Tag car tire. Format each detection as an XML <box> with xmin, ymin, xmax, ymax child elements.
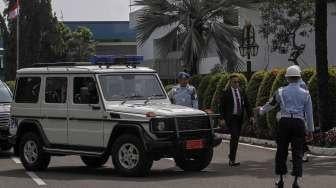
<box><xmin>174</xmin><ymin>148</ymin><xmax>213</xmax><ymax>171</ymax></box>
<box><xmin>19</xmin><ymin>132</ymin><xmax>51</xmax><ymax>171</ymax></box>
<box><xmin>112</xmin><ymin>134</ymin><xmax>153</xmax><ymax>177</ymax></box>
<box><xmin>81</xmin><ymin>155</ymin><xmax>109</xmax><ymax>168</ymax></box>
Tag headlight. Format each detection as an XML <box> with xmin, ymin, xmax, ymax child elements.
<box><xmin>150</xmin><ymin>118</ymin><xmax>175</xmax><ymax>133</ymax></box>
<box><xmin>9</xmin><ymin>118</ymin><xmax>18</xmax><ymax>135</ymax></box>
<box><xmin>157</xmin><ymin>121</ymin><xmax>166</xmax><ymax>131</ymax></box>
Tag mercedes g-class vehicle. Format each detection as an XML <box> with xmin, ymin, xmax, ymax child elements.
<box><xmin>11</xmin><ymin>56</ymin><xmax>221</xmax><ymax>176</ymax></box>
<box><xmin>0</xmin><ymin>80</ymin><xmax>13</xmax><ymax>152</ymax></box>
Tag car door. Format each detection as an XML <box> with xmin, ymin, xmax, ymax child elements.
<box><xmin>40</xmin><ymin>76</ymin><xmax>68</xmax><ymax>144</ymax></box>
<box><xmin>68</xmin><ymin>75</ymin><xmax>104</xmax><ymax>147</ymax></box>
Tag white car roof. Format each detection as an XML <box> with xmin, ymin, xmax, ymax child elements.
<box><xmin>17</xmin><ymin>64</ymin><xmax>156</xmax><ymax>75</ymax></box>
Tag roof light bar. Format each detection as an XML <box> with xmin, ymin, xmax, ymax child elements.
<box><xmin>90</xmin><ymin>55</ymin><xmax>144</xmax><ymax>68</ymax></box>
<box><xmin>90</xmin><ymin>55</ymin><xmax>116</xmax><ymax>65</ymax></box>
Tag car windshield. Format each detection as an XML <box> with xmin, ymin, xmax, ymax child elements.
<box><xmin>99</xmin><ymin>74</ymin><xmax>166</xmax><ymax>101</ymax></box>
<box><xmin>0</xmin><ymin>81</ymin><xmax>12</xmax><ymax>103</ymax></box>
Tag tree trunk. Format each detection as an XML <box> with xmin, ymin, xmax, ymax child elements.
<box><xmin>315</xmin><ymin>0</ymin><xmax>329</xmax><ymax>131</ymax></box>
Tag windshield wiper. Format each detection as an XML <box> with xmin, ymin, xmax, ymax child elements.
<box><xmin>144</xmin><ymin>94</ymin><xmax>165</xmax><ymax>104</ymax></box>
<box><xmin>121</xmin><ymin>95</ymin><xmax>145</xmax><ymax>105</ymax></box>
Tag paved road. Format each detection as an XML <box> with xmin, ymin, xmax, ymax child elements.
<box><xmin>1</xmin><ymin>142</ymin><xmax>336</xmax><ymax>188</ymax></box>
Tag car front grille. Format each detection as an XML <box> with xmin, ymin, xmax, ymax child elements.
<box><xmin>0</xmin><ymin>113</ymin><xmax>10</xmax><ymax>128</ymax></box>
<box><xmin>176</xmin><ymin>116</ymin><xmax>210</xmax><ymax>131</ymax></box>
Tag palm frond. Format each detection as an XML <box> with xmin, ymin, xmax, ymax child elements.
<box><xmin>136</xmin><ymin>11</ymin><xmax>179</xmax><ymax>46</ymax></box>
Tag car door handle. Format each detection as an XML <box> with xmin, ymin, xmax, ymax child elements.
<box><xmin>91</xmin><ymin>105</ymin><xmax>101</xmax><ymax>110</ymax></box>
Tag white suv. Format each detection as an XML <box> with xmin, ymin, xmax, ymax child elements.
<box><xmin>11</xmin><ymin>61</ymin><xmax>221</xmax><ymax>176</ymax></box>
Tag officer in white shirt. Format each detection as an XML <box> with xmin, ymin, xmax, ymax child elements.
<box><xmin>255</xmin><ymin>66</ymin><xmax>314</xmax><ymax>188</ymax></box>
<box><xmin>168</xmin><ymin>72</ymin><xmax>198</xmax><ymax>109</ymax></box>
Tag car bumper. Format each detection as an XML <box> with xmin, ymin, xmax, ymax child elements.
<box><xmin>146</xmin><ymin>135</ymin><xmax>222</xmax><ymax>151</ymax></box>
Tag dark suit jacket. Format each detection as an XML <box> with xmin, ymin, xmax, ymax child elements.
<box><xmin>219</xmin><ymin>87</ymin><xmax>252</xmax><ymax>122</ymax></box>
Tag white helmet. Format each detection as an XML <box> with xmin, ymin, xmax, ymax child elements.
<box><xmin>285</xmin><ymin>65</ymin><xmax>301</xmax><ymax>77</ymax></box>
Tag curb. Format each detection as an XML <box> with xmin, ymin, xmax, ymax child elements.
<box><xmin>218</xmin><ymin>134</ymin><xmax>336</xmax><ymax>156</ymax></box>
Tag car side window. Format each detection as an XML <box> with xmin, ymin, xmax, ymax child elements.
<box><xmin>73</xmin><ymin>77</ymin><xmax>99</xmax><ymax>104</ymax></box>
<box><xmin>15</xmin><ymin>77</ymin><xmax>41</xmax><ymax>103</ymax></box>
<box><xmin>45</xmin><ymin>77</ymin><xmax>67</xmax><ymax>103</ymax></box>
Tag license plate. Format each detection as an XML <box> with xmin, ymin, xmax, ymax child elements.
<box><xmin>185</xmin><ymin>139</ymin><xmax>204</xmax><ymax>150</ymax></box>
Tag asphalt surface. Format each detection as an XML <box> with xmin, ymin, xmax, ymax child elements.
<box><xmin>1</xmin><ymin>141</ymin><xmax>336</xmax><ymax>188</ymax></box>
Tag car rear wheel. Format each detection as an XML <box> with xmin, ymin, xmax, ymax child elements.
<box><xmin>112</xmin><ymin>134</ymin><xmax>153</xmax><ymax>176</ymax></box>
<box><xmin>174</xmin><ymin>148</ymin><xmax>213</xmax><ymax>171</ymax></box>
<box><xmin>19</xmin><ymin>132</ymin><xmax>50</xmax><ymax>171</ymax></box>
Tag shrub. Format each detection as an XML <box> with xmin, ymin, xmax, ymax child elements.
<box><xmin>190</xmin><ymin>74</ymin><xmax>204</xmax><ymax>89</ymax></box>
<box><xmin>301</xmin><ymin>68</ymin><xmax>315</xmax><ymax>85</ymax></box>
<box><xmin>164</xmin><ymin>84</ymin><xmax>174</xmax><ymax>93</ymax></box>
<box><xmin>5</xmin><ymin>80</ymin><xmax>16</xmax><ymax>93</ymax></box>
<box><xmin>246</xmin><ymin>71</ymin><xmax>267</xmax><ymax>109</ymax></box>
<box><xmin>202</xmin><ymin>73</ymin><xmax>223</xmax><ymax>109</ymax></box>
<box><xmin>197</xmin><ymin>75</ymin><xmax>212</xmax><ymax>108</ymax></box>
<box><xmin>266</xmin><ymin>69</ymin><xmax>286</xmax><ymax>130</ymax></box>
<box><xmin>308</xmin><ymin>68</ymin><xmax>336</xmax><ymax>129</ymax></box>
<box><xmin>255</xmin><ymin>69</ymin><xmax>280</xmax><ymax>130</ymax></box>
<box><xmin>211</xmin><ymin>73</ymin><xmax>230</xmax><ymax>113</ymax></box>
<box><xmin>325</xmin><ymin>128</ymin><xmax>336</xmax><ymax>147</ymax></box>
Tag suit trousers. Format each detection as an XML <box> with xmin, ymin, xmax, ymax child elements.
<box><xmin>276</xmin><ymin>118</ymin><xmax>305</xmax><ymax>177</ymax></box>
<box><xmin>228</xmin><ymin>115</ymin><xmax>242</xmax><ymax>162</ymax></box>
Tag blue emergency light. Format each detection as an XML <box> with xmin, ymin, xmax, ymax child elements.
<box><xmin>125</xmin><ymin>55</ymin><xmax>144</xmax><ymax>64</ymax></box>
<box><xmin>90</xmin><ymin>55</ymin><xmax>144</xmax><ymax>68</ymax></box>
<box><xmin>90</xmin><ymin>55</ymin><xmax>116</xmax><ymax>64</ymax></box>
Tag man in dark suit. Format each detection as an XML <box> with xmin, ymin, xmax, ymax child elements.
<box><xmin>219</xmin><ymin>74</ymin><xmax>253</xmax><ymax>167</ymax></box>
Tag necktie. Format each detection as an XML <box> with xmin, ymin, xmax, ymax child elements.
<box><xmin>234</xmin><ymin>89</ymin><xmax>241</xmax><ymax>114</ymax></box>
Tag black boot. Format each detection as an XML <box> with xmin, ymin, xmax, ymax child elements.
<box><xmin>275</xmin><ymin>175</ymin><xmax>284</xmax><ymax>188</ymax></box>
<box><xmin>292</xmin><ymin>176</ymin><xmax>300</xmax><ymax>188</ymax></box>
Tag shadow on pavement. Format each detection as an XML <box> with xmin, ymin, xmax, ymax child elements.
<box><xmin>0</xmin><ymin>151</ymin><xmax>13</xmax><ymax>159</ymax></box>
<box><xmin>0</xmin><ymin>157</ymin><xmax>334</xmax><ymax>182</ymax></box>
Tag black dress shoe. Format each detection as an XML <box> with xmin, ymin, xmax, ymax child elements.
<box><xmin>292</xmin><ymin>182</ymin><xmax>300</xmax><ymax>188</ymax></box>
<box><xmin>229</xmin><ymin>160</ymin><xmax>240</xmax><ymax>167</ymax></box>
<box><xmin>275</xmin><ymin>180</ymin><xmax>284</xmax><ymax>188</ymax></box>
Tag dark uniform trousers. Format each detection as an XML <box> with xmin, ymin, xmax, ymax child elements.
<box><xmin>276</xmin><ymin>118</ymin><xmax>305</xmax><ymax>177</ymax></box>
<box><xmin>228</xmin><ymin>115</ymin><xmax>243</xmax><ymax>162</ymax></box>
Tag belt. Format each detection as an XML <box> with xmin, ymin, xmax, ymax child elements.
<box><xmin>280</xmin><ymin>113</ymin><xmax>304</xmax><ymax>120</ymax></box>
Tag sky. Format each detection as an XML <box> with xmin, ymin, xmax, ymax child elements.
<box><xmin>0</xmin><ymin>0</ymin><xmax>134</xmax><ymax>21</ymax></box>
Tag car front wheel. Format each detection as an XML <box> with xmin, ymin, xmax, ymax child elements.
<box><xmin>112</xmin><ymin>134</ymin><xmax>153</xmax><ymax>176</ymax></box>
<box><xmin>19</xmin><ymin>132</ymin><xmax>50</xmax><ymax>171</ymax></box>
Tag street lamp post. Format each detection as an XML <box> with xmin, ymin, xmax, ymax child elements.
<box><xmin>239</xmin><ymin>21</ymin><xmax>259</xmax><ymax>79</ymax></box>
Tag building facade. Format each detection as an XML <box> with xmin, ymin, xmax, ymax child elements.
<box><xmin>130</xmin><ymin>3</ymin><xmax>336</xmax><ymax>78</ymax></box>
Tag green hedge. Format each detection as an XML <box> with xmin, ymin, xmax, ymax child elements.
<box><xmin>308</xmin><ymin>68</ymin><xmax>336</xmax><ymax>129</ymax></box>
<box><xmin>197</xmin><ymin>75</ymin><xmax>213</xmax><ymax>108</ymax></box>
<box><xmin>255</xmin><ymin>69</ymin><xmax>280</xmax><ymax>129</ymax></box>
<box><xmin>202</xmin><ymin>73</ymin><xmax>223</xmax><ymax>109</ymax></box>
<box><xmin>190</xmin><ymin>74</ymin><xmax>204</xmax><ymax>89</ymax></box>
<box><xmin>211</xmin><ymin>74</ymin><xmax>230</xmax><ymax>113</ymax></box>
<box><xmin>5</xmin><ymin>81</ymin><xmax>16</xmax><ymax>93</ymax></box>
<box><xmin>266</xmin><ymin>69</ymin><xmax>286</xmax><ymax>130</ymax></box>
<box><xmin>246</xmin><ymin>71</ymin><xmax>267</xmax><ymax>109</ymax></box>
<box><xmin>301</xmin><ymin>68</ymin><xmax>315</xmax><ymax>84</ymax></box>
<box><xmin>164</xmin><ymin>84</ymin><xmax>174</xmax><ymax>93</ymax></box>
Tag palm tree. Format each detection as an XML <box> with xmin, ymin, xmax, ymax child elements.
<box><xmin>315</xmin><ymin>0</ymin><xmax>329</xmax><ymax>131</ymax></box>
<box><xmin>134</xmin><ymin>0</ymin><xmax>257</xmax><ymax>74</ymax></box>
